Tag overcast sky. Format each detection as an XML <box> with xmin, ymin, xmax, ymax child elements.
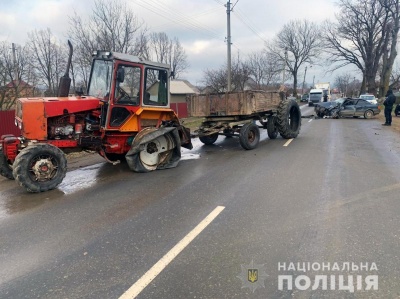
<box><xmin>0</xmin><ymin>0</ymin><xmax>359</xmax><ymax>86</ymax></box>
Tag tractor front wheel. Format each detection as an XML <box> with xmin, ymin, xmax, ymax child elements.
<box><xmin>276</xmin><ymin>98</ymin><xmax>301</xmax><ymax>139</ymax></box>
<box><xmin>13</xmin><ymin>143</ymin><xmax>67</xmax><ymax>192</ymax></box>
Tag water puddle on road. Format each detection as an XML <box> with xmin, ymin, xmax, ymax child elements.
<box><xmin>0</xmin><ymin>163</ymin><xmax>106</xmax><ymax>219</ymax></box>
<box><xmin>181</xmin><ymin>152</ymin><xmax>200</xmax><ymax>160</ymax></box>
<box><xmin>58</xmin><ymin>163</ymin><xmax>104</xmax><ymax>194</ymax></box>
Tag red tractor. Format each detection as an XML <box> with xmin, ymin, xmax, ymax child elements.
<box><xmin>0</xmin><ymin>42</ymin><xmax>192</xmax><ymax>192</ymax></box>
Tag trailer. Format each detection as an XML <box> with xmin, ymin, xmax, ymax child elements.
<box><xmin>187</xmin><ymin>90</ymin><xmax>301</xmax><ymax>150</ymax></box>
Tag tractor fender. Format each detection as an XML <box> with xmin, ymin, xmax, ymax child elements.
<box><xmin>126</xmin><ymin>127</ymin><xmax>182</xmax><ymax>171</ymax></box>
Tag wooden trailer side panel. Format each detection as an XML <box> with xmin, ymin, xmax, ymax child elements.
<box><xmin>187</xmin><ymin>90</ymin><xmax>281</xmax><ymax>117</ymax></box>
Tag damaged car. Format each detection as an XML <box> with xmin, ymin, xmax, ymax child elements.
<box><xmin>314</xmin><ymin>98</ymin><xmax>381</xmax><ymax>119</ymax></box>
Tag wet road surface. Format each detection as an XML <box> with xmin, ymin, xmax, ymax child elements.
<box><xmin>1</xmin><ymin>106</ymin><xmax>400</xmax><ymax>298</ymax></box>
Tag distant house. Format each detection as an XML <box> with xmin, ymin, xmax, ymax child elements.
<box><xmin>170</xmin><ymin>80</ymin><xmax>199</xmax><ymax>103</ymax></box>
<box><xmin>1</xmin><ymin>80</ymin><xmax>36</xmax><ymax>110</ymax></box>
<box><xmin>169</xmin><ymin>80</ymin><xmax>199</xmax><ymax>118</ymax></box>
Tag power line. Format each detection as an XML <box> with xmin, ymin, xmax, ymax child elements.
<box><xmin>131</xmin><ymin>0</ymin><xmax>244</xmax><ymax>59</ymax></box>
<box><xmin>233</xmin><ymin>8</ymin><xmax>268</xmax><ymax>44</ymax></box>
<box><xmin>213</xmin><ymin>0</ymin><xmax>224</xmax><ymax>5</ymax></box>
<box><xmin>133</xmin><ymin>0</ymin><xmax>223</xmax><ymax>40</ymax></box>
<box><xmin>149</xmin><ymin>7</ymin><xmax>220</xmax><ymax>31</ymax></box>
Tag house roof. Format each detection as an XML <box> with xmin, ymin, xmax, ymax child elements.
<box><xmin>170</xmin><ymin>80</ymin><xmax>199</xmax><ymax>95</ymax></box>
<box><xmin>5</xmin><ymin>80</ymin><xmax>33</xmax><ymax>88</ymax></box>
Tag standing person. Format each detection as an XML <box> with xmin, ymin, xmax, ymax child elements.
<box><xmin>382</xmin><ymin>89</ymin><xmax>396</xmax><ymax>126</ymax></box>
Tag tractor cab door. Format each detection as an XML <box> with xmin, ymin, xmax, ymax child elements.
<box><xmin>142</xmin><ymin>67</ymin><xmax>169</xmax><ymax>107</ymax></box>
<box><xmin>107</xmin><ymin>64</ymin><xmax>142</xmax><ymax>128</ymax></box>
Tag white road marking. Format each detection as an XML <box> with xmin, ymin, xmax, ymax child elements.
<box><xmin>283</xmin><ymin>139</ymin><xmax>293</xmax><ymax>147</ymax></box>
<box><xmin>119</xmin><ymin>206</ymin><xmax>226</xmax><ymax>299</ymax></box>
<box><xmin>308</xmin><ymin>119</ymin><xmax>313</xmax><ymax>123</ymax></box>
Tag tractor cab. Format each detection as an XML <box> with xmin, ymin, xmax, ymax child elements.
<box><xmin>88</xmin><ymin>51</ymin><xmax>172</xmax><ymax>130</ymax></box>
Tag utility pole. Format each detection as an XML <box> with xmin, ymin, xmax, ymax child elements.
<box><xmin>226</xmin><ymin>0</ymin><xmax>232</xmax><ymax>92</ymax></box>
<box><xmin>301</xmin><ymin>66</ymin><xmax>308</xmax><ymax>95</ymax></box>
<box><xmin>281</xmin><ymin>48</ymin><xmax>288</xmax><ymax>87</ymax></box>
<box><xmin>11</xmin><ymin>43</ymin><xmax>18</xmax><ymax>83</ymax></box>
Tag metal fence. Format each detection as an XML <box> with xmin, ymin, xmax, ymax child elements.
<box><xmin>170</xmin><ymin>103</ymin><xmax>188</xmax><ymax>118</ymax></box>
<box><xmin>0</xmin><ymin>110</ymin><xmax>21</xmax><ymax>136</ymax></box>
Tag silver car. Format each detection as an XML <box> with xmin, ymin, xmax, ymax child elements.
<box><xmin>359</xmin><ymin>94</ymin><xmax>378</xmax><ymax>105</ymax></box>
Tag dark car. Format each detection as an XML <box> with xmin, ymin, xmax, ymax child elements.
<box><xmin>395</xmin><ymin>104</ymin><xmax>400</xmax><ymax>117</ymax></box>
<box><xmin>314</xmin><ymin>98</ymin><xmax>380</xmax><ymax>119</ymax></box>
<box><xmin>301</xmin><ymin>94</ymin><xmax>309</xmax><ymax>102</ymax></box>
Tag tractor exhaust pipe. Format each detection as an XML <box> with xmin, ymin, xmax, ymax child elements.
<box><xmin>58</xmin><ymin>40</ymin><xmax>73</xmax><ymax>97</ymax></box>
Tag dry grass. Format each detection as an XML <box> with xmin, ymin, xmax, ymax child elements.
<box><xmin>377</xmin><ymin>108</ymin><xmax>400</xmax><ymax>133</ymax></box>
<box><xmin>180</xmin><ymin>117</ymin><xmax>204</xmax><ymax>131</ymax></box>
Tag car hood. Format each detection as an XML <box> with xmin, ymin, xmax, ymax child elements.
<box><xmin>315</xmin><ymin>102</ymin><xmax>338</xmax><ymax>108</ymax></box>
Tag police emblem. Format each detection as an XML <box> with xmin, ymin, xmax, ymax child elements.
<box><xmin>248</xmin><ymin>269</ymin><xmax>258</xmax><ymax>283</ymax></box>
<box><xmin>237</xmin><ymin>260</ymin><xmax>267</xmax><ymax>293</ymax></box>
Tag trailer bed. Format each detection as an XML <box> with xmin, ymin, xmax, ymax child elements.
<box><xmin>187</xmin><ymin>90</ymin><xmax>282</xmax><ymax>117</ymax></box>
<box><xmin>186</xmin><ymin>91</ymin><xmax>301</xmax><ymax>150</ymax></box>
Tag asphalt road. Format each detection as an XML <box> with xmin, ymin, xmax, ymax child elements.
<box><xmin>1</xmin><ymin>105</ymin><xmax>400</xmax><ymax>298</ymax></box>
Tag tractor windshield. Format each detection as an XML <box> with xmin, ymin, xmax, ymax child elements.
<box><xmin>88</xmin><ymin>59</ymin><xmax>113</xmax><ymax>99</ymax></box>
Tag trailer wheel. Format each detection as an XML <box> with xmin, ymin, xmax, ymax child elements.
<box><xmin>266</xmin><ymin>116</ymin><xmax>278</xmax><ymax>139</ymax></box>
<box><xmin>0</xmin><ymin>148</ymin><xmax>14</xmax><ymax>180</ymax></box>
<box><xmin>199</xmin><ymin>134</ymin><xmax>218</xmax><ymax>145</ymax></box>
<box><xmin>12</xmin><ymin>143</ymin><xmax>67</xmax><ymax>192</ymax></box>
<box><xmin>276</xmin><ymin>99</ymin><xmax>301</xmax><ymax>139</ymax></box>
<box><xmin>239</xmin><ymin>123</ymin><xmax>260</xmax><ymax>150</ymax></box>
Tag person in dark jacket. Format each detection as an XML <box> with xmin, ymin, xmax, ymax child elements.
<box><xmin>383</xmin><ymin>89</ymin><xmax>396</xmax><ymax>126</ymax></box>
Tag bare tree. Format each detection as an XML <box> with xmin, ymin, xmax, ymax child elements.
<box><xmin>324</xmin><ymin>0</ymin><xmax>391</xmax><ymax>95</ymax></box>
<box><xmin>378</xmin><ymin>0</ymin><xmax>399</xmax><ymax>97</ymax></box>
<box><xmin>150</xmin><ymin>32</ymin><xmax>170</xmax><ymax>64</ymax></box>
<box><xmin>28</xmin><ymin>29</ymin><xmax>66</xmax><ymax>96</ymax></box>
<box><xmin>334</xmin><ymin>73</ymin><xmax>352</xmax><ymax>96</ymax></box>
<box><xmin>202</xmin><ymin>67</ymin><xmax>226</xmax><ymax>94</ymax></box>
<box><xmin>246</xmin><ymin>51</ymin><xmax>281</xmax><ymax>90</ymax></box>
<box><xmin>202</xmin><ymin>55</ymin><xmax>250</xmax><ymax>93</ymax></box>
<box><xmin>170</xmin><ymin>38</ymin><xmax>189</xmax><ymax>78</ymax></box>
<box><xmin>68</xmin><ymin>0</ymin><xmax>148</xmax><ymax>90</ymax></box>
<box><xmin>0</xmin><ymin>41</ymin><xmax>38</xmax><ymax>110</ymax></box>
<box><xmin>267</xmin><ymin>20</ymin><xmax>322</xmax><ymax>96</ymax></box>
<box><xmin>149</xmin><ymin>33</ymin><xmax>189</xmax><ymax>78</ymax></box>
<box><xmin>389</xmin><ymin>62</ymin><xmax>400</xmax><ymax>89</ymax></box>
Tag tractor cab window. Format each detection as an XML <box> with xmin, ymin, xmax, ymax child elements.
<box><xmin>88</xmin><ymin>59</ymin><xmax>113</xmax><ymax>98</ymax></box>
<box><xmin>114</xmin><ymin>65</ymin><xmax>140</xmax><ymax>106</ymax></box>
<box><xmin>144</xmin><ymin>68</ymin><xmax>168</xmax><ymax>106</ymax></box>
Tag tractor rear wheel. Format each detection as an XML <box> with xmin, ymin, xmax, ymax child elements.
<box><xmin>139</xmin><ymin>133</ymin><xmax>175</xmax><ymax>171</ymax></box>
<box><xmin>276</xmin><ymin>98</ymin><xmax>301</xmax><ymax>139</ymax></box>
<box><xmin>126</xmin><ymin>127</ymin><xmax>180</xmax><ymax>173</ymax></box>
<box><xmin>239</xmin><ymin>123</ymin><xmax>260</xmax><ymax>150</ymax></box>
<box><xmin>0</xmin><ymin>148</ymin><xmax>14</xmax><ymax>180</ymax></box>
<box><xmin>13</xmin><ymin>143</ymin><xmax>67</xmax><ymax>192</ymax></box>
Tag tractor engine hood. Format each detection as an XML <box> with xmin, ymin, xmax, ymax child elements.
<box><xmin>15</xmin><ymin>96</ymin><xmax>101</xmax><ymax>140</ymax></box>
<box><xmin>16</xmin><ymin>96</ymin><xmax>101</xmax><ymax>118</ymax></box>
